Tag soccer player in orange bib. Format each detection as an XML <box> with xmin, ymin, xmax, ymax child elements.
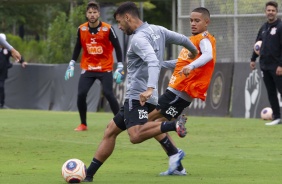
<box><xmin>65</xmin><ymin>1</ymin><xmax>123</xmax><ymax>131</ymax></box>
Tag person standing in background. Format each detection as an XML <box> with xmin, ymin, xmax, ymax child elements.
<box><xmin>250</xmin><ymin>1</ymin><xmax>282</xmax><ymax>126</ymax></box>
<box><xmin>0</xmin><ymin>33</ymin><xmax>27</xmax><ymax>108</ymax></box>
<box><xmin>64</xmin><ymin>1</ymin><xmax>124</xmax><ymax>131</ymax></box>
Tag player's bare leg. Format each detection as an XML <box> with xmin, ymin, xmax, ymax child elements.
<box><xmin>127</xmin><ymin>115</ymin><xmax>187</xmax><ymax>144</ymax></box>
<box><xmin>84</xmin><ymin>120</ymin><xmax>123</xmax><ymax>182</ymax></box>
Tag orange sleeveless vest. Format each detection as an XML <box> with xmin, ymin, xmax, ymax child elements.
<box><xmin>79</xmin><ymin>22</ymin><xmax>114</xmax><ymax>72</ymax></box>
<box><xmin>168</xmin><ymin>31</ymin><xmax>216</xmax><ymax>101</ymax></box>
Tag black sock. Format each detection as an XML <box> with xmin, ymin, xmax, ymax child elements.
<box><xmin>160</xmin><ymin>121</ymin><xmax>176</xmax><ymax>133</ymax></box>
<box><xmin>86</xmin><ymin>158</ymin><xmax>103</xmax><ymax>178</ymax></box>
<box><xmin>159</xmin><ymin>136</ymin><xmax>178</xmax><ymax>156</ymax></box>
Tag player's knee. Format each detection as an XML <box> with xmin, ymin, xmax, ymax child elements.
<box><xmin>127</xmin><ymin>127</ymin><xmax>145</xmax><ymax>144</ymax></box>
<box><xmin>129</xmin><ymin>131</ymin><xmax>143</xmax><ymax>144</ymax></box>
<box><xmin>129</xmin><ymin>136</ymin><xmax>141</xmax><ymax>144</ymax></box>
<box><xmin>104</xmin><ymin>93</ymin><xmax>115</xmax><ymax>101</ymax></box>
<box><xmin>103</xmin><ymin>120</ymin><xmax>121</xmax><ymax>139</ymax></box>
<box><xmin>77</xmin><ymin>93</ymin><xmax>87</xmax><ymax>101</ymax></box>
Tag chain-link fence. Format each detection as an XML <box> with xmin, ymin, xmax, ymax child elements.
<box><xmin>177</xmin><ymin>0</ymin><xmax>281</xmax><ymax>63</ymax></box>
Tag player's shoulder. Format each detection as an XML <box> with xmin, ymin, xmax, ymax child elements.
<box><xmin>100</xmin><ymin>21</ymin><xmax>112</xmax><ymax>28</ymax></box>
<box><xmin>79</xmin><ymin>22</ymin><xmax>88</xmax><ymax>31</ymax></box>
<box><xmin>277</xmin><ymin>19</ymin><xmax>282</xmax><ymax>29</ymax></box>
<box><xmin>148</xmin><ymin>24</ymin><xmax>167</xmax><ymax>33</ymax></box>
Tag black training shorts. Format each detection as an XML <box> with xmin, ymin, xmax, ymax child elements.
<box><xmin>156</xmin><ymin>90</ymin><xmax>191</xmax><ymax>121</ymax></box>
<box><xmin>113</xmin><ymin>99</ymin><xmax>156</xmax><ymax>130</ymax></box>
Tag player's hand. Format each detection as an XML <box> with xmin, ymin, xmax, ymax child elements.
<box><xmin>21</xmin><ymin>61</ymin><xmax>28</xmax><ymax>68</ymax></box>
<box><xmin>276</xmin><ymin>66</ymin><xmax>282</xmax><ymax>76</ymax></box>
<box><xmin>178</xmin><ymin>65</ymin><xmax>192</xmax><ymax>77</ymax></box>
<box><xmin>250</xmin><ymin>61</ymin><xmax>256</xmax><ymax>70</ymax></box>
<box><xmin>10</xmin><ymin>48</ymin><xmax>21</xmax><ymax>62</ymax></box>
<box><xmin>139</xmin><ymin>87</ymin><xmax>154</xmax><ymax>106</ymax></box>
<box><xmin>65</xmin><ymin>60</ymin><xmax>75</xmax><ymax>80</ymax></box>
<box><xmin>188</xmin><ymin>49</ymin><xmax>199</xmax><ymax>59</ymax></box>
<box><xmin>113</xmin><ymin>62</ymin><xmax>124</xmax><ymax>84</ymax></box>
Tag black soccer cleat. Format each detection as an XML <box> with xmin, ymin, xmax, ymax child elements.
<box><xmin>83</xmin><ymin>176</ymin><xmax>93</xmax><ymax>182</ymax></box>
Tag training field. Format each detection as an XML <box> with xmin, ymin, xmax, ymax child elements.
<box><xmin>1</xmin><ymin>110</ymin><xmax>282</xmax><ymax>184</ymax></box>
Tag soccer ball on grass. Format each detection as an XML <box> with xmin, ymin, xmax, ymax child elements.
<box><xmin>61</xmin><ymin>158</ymin><xmax>86</xmax><ymax>183</ymax></box>
<box><xmin>260</xmin><ymin>107</ymin><xmax>273</xmax><ymax>120</ymax></box>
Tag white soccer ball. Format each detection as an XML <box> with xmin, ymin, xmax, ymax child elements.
<box><xmin>260</xmin><ymin>107</ymin><xmax>273</xmax><ymax>120</ymax></box>
<box><xmin>61</xmin><ymin>158</ymin><xmax>86</xmax><ymax>183</ymax></box>
<box><xmin>253</xmin><ymin>40</ymin><xmax>262</xmax><ymax>55</ymax></box>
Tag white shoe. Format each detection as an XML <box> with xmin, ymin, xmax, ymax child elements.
<box><xmin>265</xmin><ymin>119</ymin><xmax>281</xmax><ymax>126</ymax></box>
<box><xmin>160</xmin><ymin>168</ymin><xmax>187</xmax><ymax>176</ymax></box>
<box><xmin>167</xmin><ymin>149</ymin><xmax>185</xmax><ymax>174</ymax></box>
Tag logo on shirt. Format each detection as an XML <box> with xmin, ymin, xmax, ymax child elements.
<box><xmin>86</xmin><ymin>44</ymin><xmax>103</xmax><ymax>54</ymax></box>
<box><xmin>169</xmin><ymin>75</ymin><xmax>176</xmax><ymax>85</ymax></box>
<box><xmin>3</xmin><ymin>48</ymin><xmax>8</xmax><ymax>55</ymax></box>
<box><xmin>270</xmin><ymin>27</ymin><xmax>277</xmax><ymax>35</ymax></box>
<box><xmin>150</xmin><ymin>33</ymin><xmax>160</xmax><ymax>41</ymax></box>
<box><xmin>102</xmin><ymin>26</ymin><xmax>108</xmax><ymax>31</ymax></box>
<box><xmin>98</xmin><ymin>26</ymin><xmax>108</xmax><ymax>32</ymax></box>
<box><xmin>88</xmin><ymin>65</ymin><xmax>102</xmax><ymax>70</ymax></box>
<box><xmin>138</xmin><ymin>109</ymin><xmax>148</xmax><ymax>119</ymax></box>
<box><xmin>81</xmin><ymin>26</ymin><xmax>88</xmax><ymax>31</ymax></box>
<box><xmin>178</xmin><ymin>48</ymin><xmax>191</xmax><ymax>60</ymax></box>
<box><xmin>91</xmin><ymin>38</ymin><xmax>97</xmax><ymax>44</ymax></box>
<box><xmin>165</xmin><ymin>106</ymin><xmax>178</xmax><ymax>117</ymax></box>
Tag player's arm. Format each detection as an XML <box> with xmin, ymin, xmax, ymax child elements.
<box><xmin>65</xmin><ymin>28</ymin><xmax>81</xmax><ymax>80</ymax></box>
<box><xmin>109</xmin><ymin>27</ymin><xmax>123</xmax><ymax>64</ymax></box>
<box><xmin>110</xmin><ymin>27</ymin><xmax>125</xmax><ymax>84</ymax></box>
<box><xmin>132</xmin><ymin>37</ymin><xmax>160</xmax><ymax>105</ymax></box>
<box><xmin>0</xmin><ymin>36</ymin><xmax>21</xmax><ymax>62</ymax></box>
<box><xmin>278</xmin><ymin>25</ymin><xmax>282</xmax><ymax>67</ymax></box>
<box><xmin>132</xmin><ymin>37</ymin><xmax>160</xmax><ymax>90</ymax></box>
<box><xmin>161</xmin><ymin>59</ymin><xmax>177</xmax><ymax>69</ymax></box>
<box><xmin>179</xmin><ymin>38</ymin><xmax>212</xmax><ymax>77</ymax></box>
<box><xmin>251</xmin><ymin>25</ymin><xmax>264</xmax><ymax>62</ymax></box>
<box><xmin>71</xmin><ymin>29</ymin><xmax>82</xmax><ymax>62</ymax></box>
<box><xmin>187</xmin><ymin>38</ymin><xmax>212</xmax><ymax>69</ymax></box>
<box><xmin>250</xmin><ymin>25</ymin><xmax>264</xmax><ymax>69</ymax></box>
<box><xmin>162</xmin><ymin>27</ymin><xmax>198</xmax><ymax>58</ymax></box>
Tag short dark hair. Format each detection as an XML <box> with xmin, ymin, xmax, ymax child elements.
<box><xmin>192</xmin><ymin>7</ymin><xmax>210</xmax><ymax>18</ymax></box>
<box><xmin>87</xmin><ymin>1</ymin><xmax>100</xmax><ymax>11</ymax></box>
<box><xmin>113</xmin><ymin>1</ymin><xmax>140</xmax><ymax>19</ymax></box>
<box><xmin>265</xmin><ymin>1</ymin><xmax>278</xmax><ymax>10</ymax></box>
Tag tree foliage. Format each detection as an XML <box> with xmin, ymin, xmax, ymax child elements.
<box><xmin>0</xmin><ymin>0</ymin><xmax>173</xmax><ymax>63</ymax></box>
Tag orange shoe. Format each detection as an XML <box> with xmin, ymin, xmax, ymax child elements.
<box><xmin>74</xmin><ymin>124</ymin><xmax>88</xmax><ymax>131</ymax></box>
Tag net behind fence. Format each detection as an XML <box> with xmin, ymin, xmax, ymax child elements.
<box><xmin>177</xmin><ymin>0</ymin><xmax>280</xmax><ymax>63</ymax></box>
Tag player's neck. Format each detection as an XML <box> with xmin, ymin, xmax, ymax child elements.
<box><xmin>268</xmin><ymin>17</ymin><xmax>277</xmax><ymax>24</ymax></box>
<box><xmin>133</xmin><ymin>19</ymin><xmax>144</xmax><ymax>31</ymax></box>
<box><xmin>89</xmin><ymin>20</ymin><xmax>100</xmax><ymax>28</ymax></box>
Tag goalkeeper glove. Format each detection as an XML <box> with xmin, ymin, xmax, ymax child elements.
<box><xmin>65</xmin><ymin>60</ymin><xmax>75</xmax><ymax>80</ymax></box>
<box><xmin>113</xmin><ymin>62</ymin><xmax>125</xmax><ymax>84</ymax></box>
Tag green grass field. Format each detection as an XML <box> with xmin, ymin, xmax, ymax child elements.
<box><xmin>0</xmin><ymin>109</ymin><xmax>282</xmax><ymax>184</ymax></box>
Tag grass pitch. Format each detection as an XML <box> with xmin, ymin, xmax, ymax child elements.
<box><xmin>0</xmin><ymin>109</ymin><xmax>282</xmax><ymax>184</ymax></box>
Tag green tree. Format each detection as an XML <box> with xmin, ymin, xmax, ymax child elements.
<box><xmin>42</xmin><ymin>12</ymin><xmax>75</xmax><ymax>64</ymax></box>
<box><xmin>143</xmin><ymin>0</ymin><xmax>172</xmax><ymax>29</ymax></box>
